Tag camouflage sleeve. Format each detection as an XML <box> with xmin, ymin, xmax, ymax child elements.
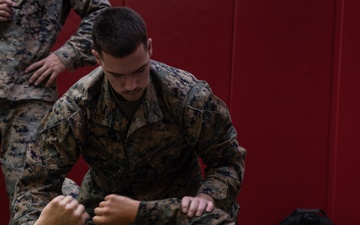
<box><xmin>54</xmin><ymin>0</ymin><xmax>111</xmax><ymax>70</ymax></box>
<box><xmin>133</xmin><ymin>198</ymin><xmax>236</xmax><ymax>225</ymax></box>
<box><xmin>182</xmin><ymin>81</ymin><xmax>246</xmax><ymax>212</ymax></box>
<box><xmin>11</xmin><ymin>97</ymin><xmax>83</xmax><ymax>224</ymax></box>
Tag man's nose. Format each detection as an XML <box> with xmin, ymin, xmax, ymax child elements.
<box><xmin>124</xmin><ymin>75</ymin><xmax>137</xmax><ymax>91</ymax></box>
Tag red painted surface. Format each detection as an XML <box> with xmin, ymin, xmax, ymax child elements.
<box><xmin>330</xmin><ymin>0</ymin><xmax>360</xmax><ymax>223</ymax></box>
<box><xmin>233</xmin><ymin>0</ymin><xmax>336</xmax><ymax>224</ymax></box>
<box><xmin>1</xmin><ymin>0</ymin><xmax>359</xmax><ymax>224</ymax></box>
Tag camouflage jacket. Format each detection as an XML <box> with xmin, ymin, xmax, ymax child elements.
<box><xmin>12</xmin><ymin>61</ymin><xmax>246</xmax><ymax>225</ymax></box>
<box><xmin>0</xmin><ymin>0</ymin><xmax>110</xmax><ymax>101</ymax></box>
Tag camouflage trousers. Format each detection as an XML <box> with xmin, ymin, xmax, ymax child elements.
<box><xmin>0</xmin><ymin>99</ymin><xmax>80</xmax><ymax>216</ymax></box>
<box><xmin>0</xmin><ymin>99</ymin><xmax>53</xmax><ymax>204</ymax></box>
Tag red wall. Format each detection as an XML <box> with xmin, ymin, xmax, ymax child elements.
<box><xmin>233</xmin><ymin>0</ymin><xmax>335</xmax><ymax>223</ymax></box>
<box><xmin>1</xmin><ymin>0</ymin><xmax>359</xmax><ymax>224</ymax></box>
<box><xmin>330</xmin><ymin>0</ymin><xmax>360</xmax><ymax>223</ymax></box>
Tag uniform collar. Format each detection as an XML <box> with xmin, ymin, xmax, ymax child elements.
<box><xmin>93</xmin><ymin>68</ymin><xmax>164</xmax><ymax>135</ymax></box>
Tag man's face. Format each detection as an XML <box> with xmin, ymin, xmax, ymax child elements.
<box><xmin>93</xmin><ymin>39</ymin><xmax>153</xmax><ymax>101</ymax></box>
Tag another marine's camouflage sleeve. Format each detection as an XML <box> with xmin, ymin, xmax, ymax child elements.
<box><xmin>11</xmin><ymin>97</ymin><xmax>84</xmax><ymax>225</ymax></box>
<box><xmin>55</xmin><ymin>0</ymin><xmax>111</xmax><ymax>70</ymax></box>
<box><xmin>183</xmin><ymin>81</ymin><xmax>246</xmax><ymax>211</ymax></box>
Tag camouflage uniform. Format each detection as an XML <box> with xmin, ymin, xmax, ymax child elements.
<box><xmin>0</xmin><ymin>0</ymin><xmax>110</xmax><ymax>212</ymax></box>
<box><xmin>12</xmin><ymin>61</ymin><xmax>246</xmax><ymax>225</ymax></box>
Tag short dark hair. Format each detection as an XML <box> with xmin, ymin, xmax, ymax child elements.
<box><xmin>92</xmin><ymin>7</ymin><xmax>147</xmax><ymax>58</ymax></box>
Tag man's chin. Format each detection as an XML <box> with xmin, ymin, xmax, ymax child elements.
<box><xmin>123</xmin><ymin>95</ymin><xmax>142</xmax><ymax>102</ymax></box>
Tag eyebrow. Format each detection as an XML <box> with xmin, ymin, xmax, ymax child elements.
<box><xmin>107</xmin><ymin>62</ymin><xmax>148</xmax><ymax>77</ymax></box>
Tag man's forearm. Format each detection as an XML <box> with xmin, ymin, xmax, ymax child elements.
<box><xmin>134</xmin><ymin>198</ymin><xmax>236</xmax><ymax>225</ymax></box>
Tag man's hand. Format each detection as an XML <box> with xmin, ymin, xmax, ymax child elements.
<box><xmin>35</xmin><ymin>195</ymin><xmax>89</xmax><ymax>225</ymax></box>
<box><xmin>181</xmin><ymin>193</ymin><xmax>215</xmax><ymax>217</ymax></box>
<box><xmin>0</xmin><ymin>0</ymin><xmax>15</xmax><ymax>21</ymax></box>
<box><xmin>26</xmin><ymin>52</ymin><xmax>66</xmax><ymax>87</ymax></box>
<box><xmin>93</xmin><ymin>194</ymin><xmax>140</xmax><ymax>225</ymax></box>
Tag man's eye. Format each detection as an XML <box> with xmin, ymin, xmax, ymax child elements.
<box><xmin>112</xmin><ymin>73</ymin><xmax>124</xmax><ymax>78</ymax></box>
<box><xmin>136</xmin><ymin>68</ymin><xmax>145</xmax><ymax>73</ymax></box>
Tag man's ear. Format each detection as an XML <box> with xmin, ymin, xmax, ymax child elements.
<box><xmin>147</xmin><ymin>38</ymin><xmax>153</xmax><ymax>58</ymax></box>
<box><xmin>92</xmin><ymin>49</ymin><xmax>102</xmax><ymax>65</ymax></box>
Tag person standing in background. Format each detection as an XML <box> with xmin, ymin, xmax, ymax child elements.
<box><xmin>0</xmin><ymin>0</ymin><xmax>111</xmax><ymax>221</ymax></box>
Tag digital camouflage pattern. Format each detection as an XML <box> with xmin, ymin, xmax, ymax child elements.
<box><xmin>133</xmin><ymin>198</ymin><xmax>240</xmax><ymax>225</ymax></box>
<box><xmin>0</xmin><ymin>0</ymin><xmax>111</xmax><ymax>101</ymax></box>
<box><xmin>12</xmin><ymin>61</ymin><xmax>246</xmax><ymax>225</ymax></box>
<box><xmin>0</xmin><ymin>0</ymin><xmax>110</xmax><ymax>220</ymax></box>
<box><xmin>0</xmin><ymin>99</ymin><xmax>79</xmax><ymax>223</ymax></box>
<box><xmin>0</xmin><ymin>99</ymin><xmax>53</xmax><ymax>204</ymax></box>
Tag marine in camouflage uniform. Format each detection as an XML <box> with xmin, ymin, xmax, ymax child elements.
<box><xmin>12</xmin><ymin>7</ymin><xmax>246</xmax><ymax>225</ymax></box>
<box><xmin>12</xmin><ymin>60</ymin><xmax>246</xmax><ymax>225</ymax></box>
<box><xmin>0</xmin><ymin>0</ymin><xmax>110</xmax><ymax>211</ymax></box>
